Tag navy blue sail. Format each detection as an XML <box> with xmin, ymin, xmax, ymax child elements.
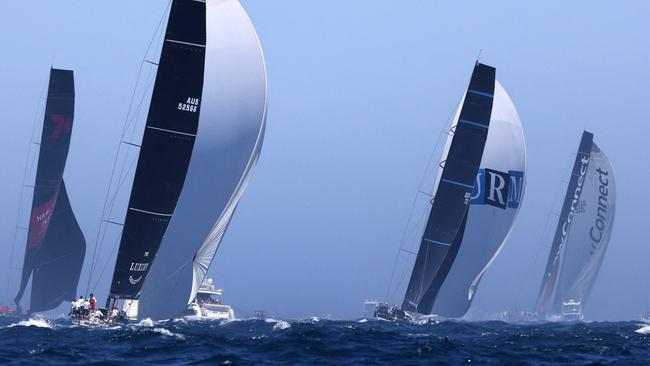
<box><xmin>15</xmin><ymin>68</ymin><xmax>86</xmax><ymax>313</ymax></box>
<box><xmin>108</xmin><ymin>0</ymin><xmax>206</xmax><ymax>300</ymax></box>
<box><xmin>402</xmin><ymin>63</ymin><xmax>495</xmax><ymax>315</ymax></box>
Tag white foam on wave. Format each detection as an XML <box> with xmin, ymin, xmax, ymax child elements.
<box><xmin>273</xmin><ymin>321</ymin><xmax>290</xmax><ymax>331</ymax></box>
<box><xmin>357</xmin><ymin>318</ymin><xmax>369</xmax><ymax>323</ymax></box>
<box><xmin>152</xmin><ymin>327</ymin><xmax>185</xmax><ymax>340</ymax></box>
<box><xmin>172</xmin><ymin>317</ymin><xmax>188</xmax><ymax>325</ymax></box>
<box><xmin>136</xmin><ymin>318</ymin><xmax>155</xmax><ymax>327</ymax></box>
<box><xmin>265</xmin><ymin>318</ymin><xmax>291</xmax><ymax>331</ymax></box>
<box><xmin>99</xmin><ymin>325</ymin><xmax>123</xmax><ymax>330</ymax></box>
<box><xmin>298</xmin><ymin>316</ymin><xmax>320</xmax><ymax>324</ymax></box>
<box><xmin>635</xmin><ymin>325</ymin><xmax>650</xmax><ymax>334</ymax></box>
<box><xmin>8</xmin><ymin>318</ymin><xmax>52</xmax><ymax>329</ymax></box>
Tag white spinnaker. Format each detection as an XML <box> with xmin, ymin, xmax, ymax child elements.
<box><xmin>431</xmin><ymin>80</ymin><xmax>527</xmax><ymax>317</ymax></box>
<box><xmin>137</xmin><ymin>0</ymin><xmax>267</xmax><ymax>320</ymax></box>
<box><xmin>552</xmin><ymin>142</ymin><xmax>615</xmax><ymax>312</ymax></box>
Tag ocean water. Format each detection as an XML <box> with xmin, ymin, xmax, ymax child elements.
<box><xmin>1</xmin><ymin>316</ymin><xmax>650</xmax><ymax>365</ymax></box>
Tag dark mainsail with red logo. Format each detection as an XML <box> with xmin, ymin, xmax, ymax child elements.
<box><xmin>402</xmin><ymin>63</ymin><xmax>495</xmax><ymax>315</ymax></box>
<box><xmin>15</xmin><ymin>68</ymin><xmax>86</xmax><ymax>313</ymax></box>
<box><xmin>108</xmin><ymin>0</ymin><xmax>206</xmax><ymax>300</ymax></box>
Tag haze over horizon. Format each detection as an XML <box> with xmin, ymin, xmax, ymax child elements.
<box><xmin>0</xmin><ymin>1</ymin><xmax>648</xmax><ymax>320</ymax></box>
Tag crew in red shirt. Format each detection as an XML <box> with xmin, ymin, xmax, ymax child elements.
<box><xmin>89</xmin><ymin>293</ymin><xmax>96</xmax><ymax>311</ymax></box>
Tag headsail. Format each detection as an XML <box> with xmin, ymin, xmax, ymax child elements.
<box><xmin>536</xmin><ymin>131</ymin><xmax>615</xmax><ymax>315</ymax></box>
<box><xmin>15</xmin><ymin>69</ymin><xmax>86</xmax><ymax>313</ymax></box>
<box><xmin>431</xmin><ymin>80</ymin><xmax>526</xmax><ymax>317</ymax></box>
<box><xmin>402</xmin><ymin>63</ymin><xmax>495</xmax><ymax>315</ymax></box>
<box><xmin>136</xmin><ymin>0</ymin><xmax>267</xmax><ymax>320</ymax></box>
<box><xmin>107</xmin><ymin>0</ymin><xmax>207</xmax><ymax>300</ymax></box>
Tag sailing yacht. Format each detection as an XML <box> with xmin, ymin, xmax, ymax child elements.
<box><xmin>376</xmin><ymin>61</ymin><xmax>526</xmax><ymax>322</ymax></box>
<box><xmin>81</xmin><ymin>0</ymin><xmax>266</xmax><ymax>324</ymax></box>
<box><xmin>535</xmin><ymin>131</ymin><xmax>616</xmax><ymax>321</ymax></box>
<box><xmin>11</xmin><ymin>68</ymin><xmax>86</xmax><ymax>317</ymax></box>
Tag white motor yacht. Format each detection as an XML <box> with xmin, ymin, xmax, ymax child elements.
<box><xmin>183</xmin><ymin>279</ymin><xmax>235</xmax><ymax>321</ymax></box>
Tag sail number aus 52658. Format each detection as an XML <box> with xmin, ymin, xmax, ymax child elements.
<box><xmin>178</xmin><ymin>97</ymin><xmax>200</xmax><ymax>113</ymax></box>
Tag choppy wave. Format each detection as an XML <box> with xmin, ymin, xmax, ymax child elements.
<box><xmin>265</xmin><ymin>317</ymin><xmax>291</xmax><ymax>331</ymax></box>
<box><xmin>635</xmin><ymin>324</ymin><xmax>650</xmax><ymax>334</ymax></box>
<box><xmin>7</xmin><ymin>318</ymin><xmax>52</xmax><ymax>329</ymax></box>
<box><xmin>2</xmin><ymin>317</ymin><xmax>650</xmax><ymax>365</ymax></box>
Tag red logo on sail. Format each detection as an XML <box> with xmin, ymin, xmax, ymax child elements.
<box><xmin>26</xmin><ymin>194</ymin><xmax>59</xmax><ymax>249</ymax></box>
<box><xmin>48</xmin><ymin>114</ymin><xmax>72</xmax><ymax>140</ymax></box>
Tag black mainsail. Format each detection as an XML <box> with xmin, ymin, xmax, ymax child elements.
<box><xmin>107</xmin><ymin>0</ymin><xmax>206</xmax><ymax>301</ymax></box>
<box><xmin>402</xmin><ymin>63</ymin><xmax>495</xmax><ymax>315</ymax></box>
<box><xmin>15</xmin><ymin>68</ymin><xmax>86</xmax><ymax>313</ymax></box>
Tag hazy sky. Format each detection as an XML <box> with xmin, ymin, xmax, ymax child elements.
<box><xmin>0</xmin><ymin>1</ymin><xmax>648</xmax><ymax>320</ymax></box>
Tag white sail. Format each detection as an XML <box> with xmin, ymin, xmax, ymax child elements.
<box><xmin>431</xmin><ymin>80</ymin><xmax>527</xmax><ymax>317</ymax></box>
<box><xmin>552</xmin><ymin>142</ymin><xmax>615</xmax><ymax>311</ymax></box>
<box><xmin>136</xmin><ymin>0</ymin><xmax>267</xmax><ymax>320</ymax></box>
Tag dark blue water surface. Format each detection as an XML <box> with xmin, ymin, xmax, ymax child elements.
<box><xmin>1</xmin><ymin>316</ymin><xmax>650</xmax><ymax>365</ymax></box>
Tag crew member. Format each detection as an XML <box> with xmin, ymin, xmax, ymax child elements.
<box><xmin>89</xmin><ymin>293</ymin><xmax>96</xmax><ymax>311</ymax></box>
<box><xmin>111</xmin><ymin>304</ymin><xmax>119</xmax><ymax>319</ymax></box>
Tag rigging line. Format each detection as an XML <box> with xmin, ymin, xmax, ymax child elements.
<box><xmin>123</xmin><ymin>0</ymin><xmax>168</xmax><ymax>134</ymax></box>
<box><xmin>84</xmin><ymin>133</ymin><xmax>131</xmax><ymax>295</ymax></box>
<box><xmin>91</xmin><ymin>0</ymin><xmax>173</xmax><ymax>300</ymax></box>
<box><xmin>388</xmin><ymin>199</ymin><xmax>431</xmax><ymax>302</ymax></box>
<box><xmin>123</xmin><ymin>67</ymin><xmax>158</xmax><ymax>143</ymax></box>
<box><xmin>124</xmin><ymin>57</ymin><xmax>158</xmax><ymax>139</ymax></box>
<box><xmin>386</xmin><ymin>131</ymin><xmax>444</xmax><ymax>301</ymax></box>
<box><xmin>87</xmin><ymin>153</ymin><xmax>138</xmax><ymax>295</ymax></box>
<box><xmin>84</xmin><ymin>0</ymin><xmax>173</xmax><ymax>296</ymax></box>
<box><xmin>385</xmin><ymin>79</ymin><xmax>466</xmax><ymax>303</ymax></box>
<box><xmin>4</xmin><ymin>74</ymin><xmax>49</xmax><ymax>303</ymax></box>
<box><xmin>91</xmin><ymin>236</ymin><xmax>121</xmax><ymax>293</ymax></box>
